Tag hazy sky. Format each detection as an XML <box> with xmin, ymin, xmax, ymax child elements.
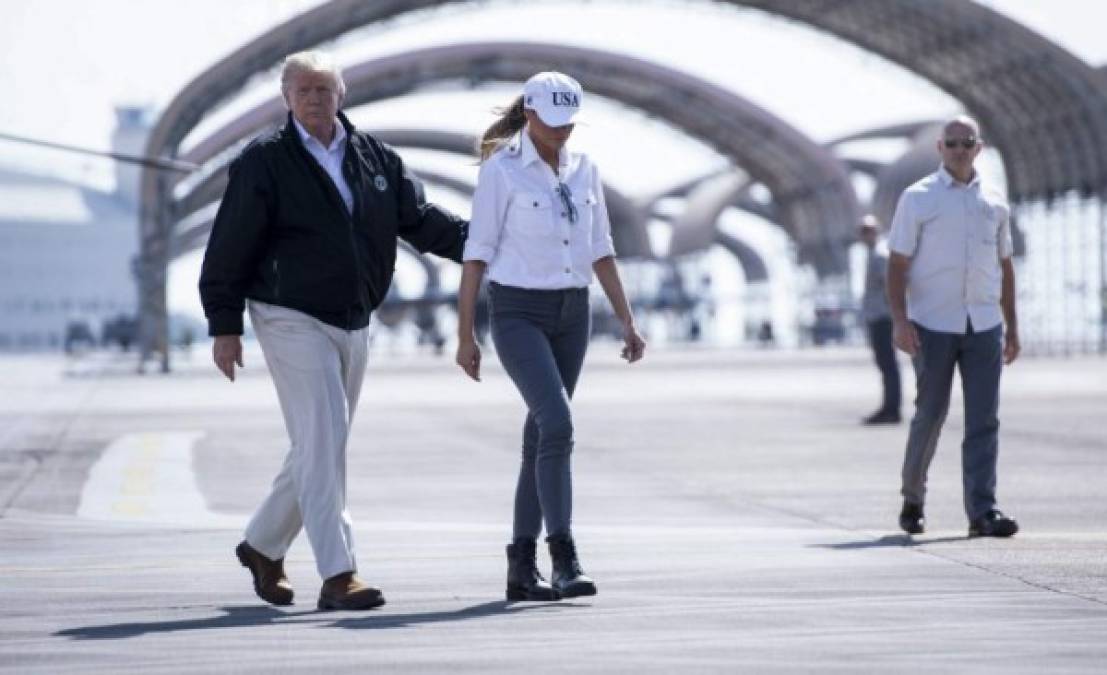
<box><xmin>2</xmin><ymin>0</ymin><xmax>1104</xmax><ymax>163</ymax></box>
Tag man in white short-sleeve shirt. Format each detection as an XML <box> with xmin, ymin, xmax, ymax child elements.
<box><xmin>886</xmin><ymin>115</ymin><xmax>1020</xmax><ymax>539</ymax></box>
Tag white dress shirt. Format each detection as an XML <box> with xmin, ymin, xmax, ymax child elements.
<box><xmin>887</xmin><ymin>165</ymin><xmax>1013</xmax><ymax>333</ymax></box>
<box><xmin>463</xmin><ymin>130</ymin><xmax>617</xmax><ymax>289</ymax></box>
<box><xmin>293</xmin><ymin>116</ymin><xmax>353</xmax><ymax>214</ymax></box>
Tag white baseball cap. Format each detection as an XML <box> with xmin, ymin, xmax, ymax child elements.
<box><xmin>522</xmin><ymin>71</ymin><xmax>584</xmax><ymax>127</ymax></box>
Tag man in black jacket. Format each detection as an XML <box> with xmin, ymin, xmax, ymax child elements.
<box><xmin>199</xmin><ymin>51</ymin><xmax>467</xmax><ymax>611</ymax></box>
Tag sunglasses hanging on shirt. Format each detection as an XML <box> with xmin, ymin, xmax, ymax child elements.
<box><xmin>555</xmin><ymin>182</ymin><xmax>579</xmax><ymax>225</ymax></box>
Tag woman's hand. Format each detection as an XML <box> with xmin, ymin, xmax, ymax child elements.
<box><xmin>621</xmin><ymin>322</ymin><xmax>645</xmax><ymax>363</ymax></box>
<box><xmin>456</xmin><ymin>338</ymin><xmax>482</xmax><ymax>381</ymax></box>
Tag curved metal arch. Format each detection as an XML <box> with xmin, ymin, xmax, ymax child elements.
<box><xmin>661</xmin><ymin>171</ymin><xmax>772</xmax><ymax>282</ymax></box>
<box><xmin>743</xmin><ymin>0</ymin><xmax>1107</xmax><ymax>200</ymax></box>
<box><xmin>144</xmin><ymin>0</ymin><xmax>1107</xmax><ymax>234</ymax></box>
<box><xmin>831</xmin><ymin>120</ymin><xmax>940</xmax><ymax>147</ymax></box>
<box><xmin>172</xmin><ymin>42</ymin><xmax>859</xmax><ymax>276</ymax></box>
<box><xmin>715</xmin><ymin>232</ymin><xmax>770</xmax><ymax>283</ymax></box>
<box><xmin>830</xmin><ymin>121</ymin><xmax>945</xmax><ymax>226</ymax></box>
<box><xmin>140</xmin><ymin>0</ymin><xmax>1107</xmax><ymax>366</ymax></box>
<box><xmin>669</xmin><ymin>171</ymin><xmax>749</xmax><ymax>256</ymax></box>
<box><xmin>870</xmin><ymin>143</ymin><xmax>942</xmax><ymax>229</ymax></box>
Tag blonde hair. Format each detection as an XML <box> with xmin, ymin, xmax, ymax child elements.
<box><xmin>280</xmin><ymin>51</ymin><xmax>346</xmax><ymax>99</ymax></box>
<box><xmin>479</xmin><ymin>96</ymin><xmax>526</xmax><ymax>161</ymax></box>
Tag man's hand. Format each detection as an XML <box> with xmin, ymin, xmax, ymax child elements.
<box><xmin>892</xmin><ymin>317</ymin><xmax>920</xmax><ymax>357</ymax></box>
<box><xmin>213</xmin><ymin>335</ymin><xmax>243</xmax><ymax>382</ymax></box>
<box><xmin>456</xmin><ymin>338</ymin><xmax>482</xmax><ymax>382</ymax></box>
<box><xmin>1004</xmin><ymin>329</ymin><xmax>1020</xmax><ymax>365</ymax></box>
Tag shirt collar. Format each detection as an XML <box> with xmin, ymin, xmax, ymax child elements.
<box><xmin>293</xmin><ymin>115</ymin><xmax>346</xmax><ymax>153</ymax></box>
<box><xmin>519</xmin><ymin>128</ymin><xmax>569</xmax><ymax>172</ymax></box>
<box><xmin>938</xmin><ymin>163</ymin><xmax>980</xmax><ymax>188</ymax></box>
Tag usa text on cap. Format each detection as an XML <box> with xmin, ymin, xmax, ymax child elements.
<box><xmin>523</xmin><ymin>71</ymin><xmax>583</xmax><ymax>127</ymax></box>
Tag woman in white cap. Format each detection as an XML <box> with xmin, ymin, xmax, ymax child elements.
<box><xmin>456</xmin><ymin>72</ymin><xmax>645</xmax><ymax>601</ymax></box>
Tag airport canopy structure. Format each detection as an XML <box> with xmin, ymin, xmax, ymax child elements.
<box><xmin>135</xmin><ymin>0</ymin><xmax>1107</xmax><ymax>368</ymax></box>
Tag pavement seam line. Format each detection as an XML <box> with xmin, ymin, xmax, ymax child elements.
<box><xmin>0</xmin><ymin>366</ymin><xmax>106</xmax><ymax>518</ymax></box>
<box><xmin>617</xmin><ymin>458</ymin><xmax>1107</xmax><ymax>610</ymax></box>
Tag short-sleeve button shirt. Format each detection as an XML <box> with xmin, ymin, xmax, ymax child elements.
<box><xmin>463</xmin><ymin>130</ymin><xmax>616</xmax><ymax>289</ymax></box>
<box><xmin>887</xmin><ymin>165</ymin><xmax>1013</xmax><ymax>333</ymax></box>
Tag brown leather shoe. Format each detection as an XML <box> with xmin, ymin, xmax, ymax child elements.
<box><xmin>235</xmin><ymin>540</ymin><xmax>294</xmax><ymax>606</ymax></box>
<box><xmin>317</xmin><ymin>572</ymin><xmax>385</xmax><ymax>611</ymax></box>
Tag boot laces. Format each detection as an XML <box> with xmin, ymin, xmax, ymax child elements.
<box><xmin>552</xmin><ymin>538</ymin><xmax>583</xmax><ymax>576</ymax></box>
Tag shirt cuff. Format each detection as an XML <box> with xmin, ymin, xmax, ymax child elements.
<box><xmin>591</xmin><ymin>240</ymin><xmax>616</xmax><ymax>262</ymax></box>
<box><xmin>463</xmin><ymin>243</ymin><xmax>497</xmax><ymax>262</ymax></box>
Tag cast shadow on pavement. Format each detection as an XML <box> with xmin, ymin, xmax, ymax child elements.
<box><xmin>328</xmin><ymin>599</ymin><xmax>585</xmax><ymax>630</ymax></box>
<box><xmin>55</xmin><ymin>600</ymin><xmax>576</xmax><ymax>640</ymax></box>
<box><xmin>56</xmin><ymin>605</ymin><xmax>312</xmax><ymax>640</ymax></box>
<box><xmin>812</xmin><ymin>533</ymin><xmax>969</xmax><ymax>550</ymax></box>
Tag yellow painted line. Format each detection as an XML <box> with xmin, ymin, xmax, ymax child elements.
<box><xmin>78</xmin><ymin>431</ymin><xmax>220</xmax><ymax>524</ymax></box>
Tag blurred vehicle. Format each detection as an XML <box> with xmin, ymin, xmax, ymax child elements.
<box><xmin>64</xmin><ymin>318</ymin><xmax>96</xmax><ymax>354</ymax></box>
<box><xmin>101</xmin><ymin>313</ymin><xmax>138</xmax><ymax>351</ymax></box>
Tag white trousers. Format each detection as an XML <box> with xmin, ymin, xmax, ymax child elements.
<box><xmin>244</xmin><ymin>300</ymin><xmax>368</xmax><ymax>580</ymax></box>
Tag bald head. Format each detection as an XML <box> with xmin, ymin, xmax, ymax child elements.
<box><xmin>943</xmin><ymin>115</ymin><xmax>980</xmax><ymax>138</ymax></box>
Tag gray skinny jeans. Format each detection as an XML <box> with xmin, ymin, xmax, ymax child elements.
<box><xmin>489</xmin><ymin>282</ymin><xmax>590</xmax><ymax>540</ymax></box>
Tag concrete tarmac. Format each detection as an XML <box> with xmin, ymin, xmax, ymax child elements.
<box><xmin>1</xmin><ymin>344</ymin><xmax>1105</xmax><ymax>673</ymax></box>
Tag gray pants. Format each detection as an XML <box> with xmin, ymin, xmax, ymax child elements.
<box><xmin>901</xmin><ymin>321</ymin><xmax>1003</xmax><ymax>520</ymax></box>
<box><xmin>489</xmin><ymin>283</ymin><xmax>590</xmax><ymax>540</ymax></box>
<box><xmin>867</xmin><ymin>317</ymin><xmax>901</xmax><ymax>415</ymax></box>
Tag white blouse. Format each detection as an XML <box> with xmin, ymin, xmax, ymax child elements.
<box><xmin>463</xmin><ymin>130</ymin><xmax>616</xmax><ymax>289</ymax></box>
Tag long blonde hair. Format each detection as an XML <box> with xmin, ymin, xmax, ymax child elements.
<box><xmin>479</xmin><ymin>96</ymin><xmax>526</xmax><ymax>161</ymax></box>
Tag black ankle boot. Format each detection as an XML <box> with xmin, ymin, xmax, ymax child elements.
<box><xmin>546</xmin><ymin>533</ymin><xmax>597</xmax><ymax>598</ymax></box>
<box><xmin>506</xmin><ymin>537</ymin><xmax>559</xmax><ymax>601</ymax></box>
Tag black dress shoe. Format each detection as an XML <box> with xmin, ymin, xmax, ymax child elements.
<box><xmin>863</xmin><ymin>410</ymin><xmax>902</xmax><ymax>425</ymax></box>
<box><xmin>968</xmin><ymin>509</ymin><xmax>1019</xmax><ymax>538</ymax></box>
<box><xmin>898</xmin><ymin>501</ymin><xmax>925</xmax><ymax>535</ymax></box>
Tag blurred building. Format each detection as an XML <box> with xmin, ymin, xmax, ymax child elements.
<box><xmin>0</xmin><ymin>106</ymin><xmax>150</xmax><ymax>351</ymax></box>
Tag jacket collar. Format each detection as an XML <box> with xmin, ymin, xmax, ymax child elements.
<box><xmin>285</xmin><ymin>110</ymin><xmax>358</xmax><ymax>149</ymax></box>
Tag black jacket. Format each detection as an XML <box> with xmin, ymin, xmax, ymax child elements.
<box><xmin>199</xmin><ymin>111</ymin><xmax>467</xmax><ymax>336</ymax></box>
